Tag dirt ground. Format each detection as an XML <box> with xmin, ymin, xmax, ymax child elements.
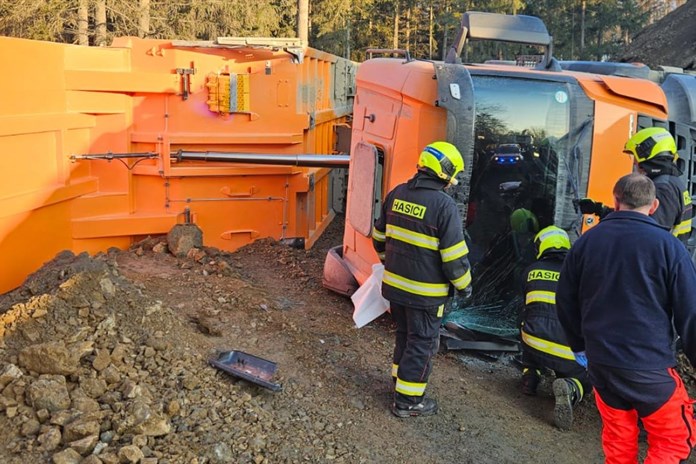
<box><xmin>1</xmin><ymin>215</ymin><xmax>695</xmax><ymax>464</ymax></box>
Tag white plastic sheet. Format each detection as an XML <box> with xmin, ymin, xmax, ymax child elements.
<box><xmin>351</xmin><ymin>263</ymin><xmax>390</xmax><ymax>328</ymax></box>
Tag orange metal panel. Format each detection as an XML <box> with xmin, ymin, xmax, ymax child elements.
<box><xmin>0</xmin><ymin>35</ymin><xmax>354</xmax><ymax>294</ymax></box>
<box><xmin>72</xmin><ymin>213</ymin><xmax>178</xmax><ymax>239</ymax></box>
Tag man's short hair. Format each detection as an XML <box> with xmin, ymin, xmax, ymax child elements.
<box><xmin>613</xmin><ymin>173</ymin><xmax>656</xmax><ymax>209</ymax></box>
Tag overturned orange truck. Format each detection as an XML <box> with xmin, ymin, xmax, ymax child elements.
<box><xmin>0</xmin><ymin>35</ymin><xmax>355</xmax><ymax>294</ymax></box>
<box><xmin>322</xmin><ymin>12</ymin><xmax>696</xmax><ymax>343</ymax></box>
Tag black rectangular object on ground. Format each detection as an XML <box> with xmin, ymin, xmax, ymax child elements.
<box><xmin>210</xmin><ymin>350</ymin><xmax>282</xmax><ymax>392</ymax></box>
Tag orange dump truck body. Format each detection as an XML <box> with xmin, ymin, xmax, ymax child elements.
<box><xmin>0</xmin><ymin>36</ymin><xmax>355</xmax><ymax>294</ymax></box>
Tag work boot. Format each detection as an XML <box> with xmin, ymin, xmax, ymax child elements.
<box><xmin>553</xmin><ymin>378</ymin><xmax>581</xmax><ymax>431</ymax></box>
<box><xmin>391</xmin><ymin>397</ymin><xmax>438</xmax><ymax>418</ymax></box>
<box><xmin>521</xmin><ymin>368</ymin><xmax>541</xmax><ymax>396</ymax></box>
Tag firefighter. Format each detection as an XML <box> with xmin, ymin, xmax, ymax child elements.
<box><xmin>372</xmin><ymin>141</ymin><xmax>472</xmax><ymax>418</ymax></box>
<box><xmin>578</xmin><ymin>127</ymin><xmax>692</xmax><ymax>244</ymax></box>
<box><xmin>519</xmin><ymin>225</ymin><xmax>591</xmax><ymax>431</ymax></box>
<box><xmin>557</xmin><ymin>173</ymin><xmax>696</xmax><ymax>462</ymax></box>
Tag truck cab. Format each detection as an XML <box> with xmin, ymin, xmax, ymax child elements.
<box><xmin>324</xmin><ymin>11</ymin><xmax>696</xmax><ymax>342</ymax></box>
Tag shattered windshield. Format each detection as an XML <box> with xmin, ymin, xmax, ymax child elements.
<box><xmin>446</xmin><ymin>75</ymin><xmax>593</xmax><ymax>341</ymax></box>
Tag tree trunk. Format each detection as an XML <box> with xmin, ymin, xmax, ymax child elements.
<box><xmin>297</xmin><ymin>0</ymin><xmax>309</xmax><ymax>45</ymax></box>
<box><xmin>393</xmin><ymin>1</ymin><xmax>399</xmax><ymax>49</ymax></box>
<box><xmin>139</xmin><ymin>0</ymin><xmax>150</xmax><ymax>38</ymax></box>
<box><xmin>442</xmin><ymin>1</ymin><xmax>449</xmax><ymax>60</ymax></box>
<box><xmin>345</xmin><ymin>4</ymin><xmax>351</xmax><ymax>59</ymax></box>
<box><xmin>580</xmin><ymin>0</ymin><xmax>586</xmax><ymax>54</ymax></box>
<box><xmin>78</xmin><ymin>0</ymin><xmax>88</xmax><ymax>45</ymax></box>
<box><xmin>405</xmin><ymin>5</ymin><xmax>411</xmax><ymax>52</ymax></box>
<box><xmin>429</xmin><ymin>3</ymin><xmax>433</xmax><ymax>59</ymax></box>
<box><xmin>95</xmin><ymin>0</ymin><xmax>106</xmax><ymax>46</ymax></box>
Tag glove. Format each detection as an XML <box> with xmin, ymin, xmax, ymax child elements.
<box><xmin>576</xmin><ymin>198</ymin><xmax>603</xmax><ymax>215</ymax></box>
<box><xmin>457</xmin><ymin>286</ymin><xmax>473</xmax><ymax>303</ymax></box>
<box><xmin>575</xmin><ymin>198</ymin><xmax>613</xmax><ymax>218</ymax></box>
<box><xmin>573</xmin><ymin>351</ymin><xmax>588</xmax><ymax>369</ymax></box>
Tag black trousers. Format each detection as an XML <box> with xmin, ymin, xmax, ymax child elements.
<box><xmin>391</xmin><ymin>302</ymin><xmax>443</xmax><ymax>405</ymax></box>
<box><xmin>522</xmin><ymin>347</ymin><xmax>592</xmax><ymax>396</ymax></box>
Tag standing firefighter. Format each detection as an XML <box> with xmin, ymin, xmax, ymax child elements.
<box><xmin>579</xmin><ymin>127</ymin><xmax>692</xmax><ymax>244</ymax></box>
<box><xmin>519</xmin><ymin>225</ymin><xmax>591</xmax><ymax>431</ymax></box>
<box><xmin>558</xmin><ymin>173</ymin><xmax>696</xmax><ymax>463</ymax></box>
<box><xmin>372</xmin><ymin>141</ymin><xmax>472</xmax><ymax>418</ymax></box>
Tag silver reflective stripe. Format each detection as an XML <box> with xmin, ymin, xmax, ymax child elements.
<box><xmin>451</xmin><ymin>269</ymin><xmax>471</xmax><ymax>290</ymax></box>
<box><xmin>672</xmin><ymin>220</ymin><xmax>691</xmax><ymax>236</ymax></box>
<box><xmin>536</xmin><ymin>229</ymin><xmax>566</xmax><ymax>242</ymax></box>
<box><xmin>395</xmin><ymin>378</ymin><xmax>427</xmax><ymax>396</ymax></box>
<box><xmin>525</xmin><ymin>290</ymin><xmax>555</xmax><ymax>305</ymax></box>
<box><xmin>386</xmin><ymin>224</ymin><xmax>439</xmax><ymax>250</ymax></box>
<box><xmin>440</xmin><ymin>241</ymin><xmax>469</xmax><ymax>262</ymax></box>
<box><xmin>383</xmin><ymin>271</ymin><xmax>449</xmax><ymax>297</ymax></box>
<box><xmin>372</xmin><ymin>226</ymin><xmax>386</xmax><ymax>242</ymax></box>
<box><xmin>521</xmin><ymin>329</ymin><xmax>575</xmax><ymax>360</ymax></box>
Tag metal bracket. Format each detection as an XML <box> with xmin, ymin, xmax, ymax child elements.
<box><xmin>176</xmin><ymin>65</ymin><xmax>196</xmax><ymax>100</ymax></box>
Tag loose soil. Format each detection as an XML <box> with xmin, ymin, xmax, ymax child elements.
<box><xmin>0</xmin><ymin>216</ymin><xmax>694</xmax><ymax>464</ymax></box>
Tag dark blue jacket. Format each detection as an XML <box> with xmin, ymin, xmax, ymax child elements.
<box><xmin>557</xmin><ymin>211</ymin><xmax>696</xmax><ymax>370</ymax></box>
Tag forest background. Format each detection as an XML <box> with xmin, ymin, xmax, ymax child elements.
<box><xmin>0</xmin><ymin>0</ymin><xmax>689</xmax><ymax>63</ymax></box>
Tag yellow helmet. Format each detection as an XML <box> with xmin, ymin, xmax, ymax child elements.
<box><xmin>623</xmin><ymin>127</ymin><xmax>677</xmax><ymax>163</ymax></box>
<box><xmin>417</xmin><ymin>141</ymin><xmax>464</xmax><ymax>185</ymax></box>
<box><xmin>534</xmin><ymin>225</ymin><xmax>570</xmax><ymax>259</ymax></box>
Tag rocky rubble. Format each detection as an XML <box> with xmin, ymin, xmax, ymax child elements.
<box><xmin>0</xmin><ymin>241</ymin><xmax>362</xmax><ymax>464</ymax></box>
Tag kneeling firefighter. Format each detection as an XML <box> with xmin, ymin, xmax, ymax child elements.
<box><xmin>520</xmin><ymin>225</ymin><xmax>592</xmax><ymax>430</ymax></box>
<box><xmin>372</xmin><ymin>141</ymin><xmax>473</xmax><ymax>418</ymax></box>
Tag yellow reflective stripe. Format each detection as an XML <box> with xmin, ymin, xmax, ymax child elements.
<box><xmin>391</xmin><ymin>364</ymin><xmax>398</xmax><ymax>378</ymax></box>
<box><xmin>570</xmin><ymin>378</ymin><xmax>584</xmax><ymax>398</ymax></box>
<box><xmin>383</xmin><ymin>271</ymin><xmax>449</xmax><ymax>297</ymax></box>
<box><xmin>440</xmin><ymin>240</ymin><xmax>469</xmax><ymax>262</ymax></box>
<box><xmin>683</xmin><ymin>190</ymin><xmax>692</xmax><ymax>206</ymax></box>
<box><xmin>526</xmin><ymin>290</ymin><xmax>556</xmax><ymax>305</ymax></box>
<box><xmin>672</xmin><ymin>220</ymin><xmax>691</xmax><ymax>237</ymax></box>
<box><xmin>386</xmin><ymin>225</ymin><xmax>439</xmax><ymax>250</ymax></box>
<box><xmin>372</xmin><ymin>227</ymin><xmax>386</xmax><ymax>242</ymax></box>
<box><xmin>451</xmin><ymin>269</ymin><xmax>472</xmax><ymax>290</ymax></box>
<box><xmin>395</xmin><ymin>378</ymin><xmax>427</xmax><ymax>396</ymax></box>
<box><xmin>436</xmin><ymin>304</ymin><xmax>444</xmax><ymax>318</ymax></box>
<box><xmin>521</xmin><ymin>329</ymin><xmax>575</xmax><ymax>360</ymax></box>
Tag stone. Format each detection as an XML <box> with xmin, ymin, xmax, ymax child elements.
<box><xmin>81</xmin><ymin>456</ymin><xmax>103</xmax><ymax>464</ymax></box>
<box><xmin>81</xmin><ymin>378</ymin><xmax>108</xmax><ymax>398</ymax></box>
<box><xmin>63</xmin><ymin>420</ymin><xmax>100</xmax><ymax>443</ymax></box>
<box><xmin>19</xmin><ymin>342</ymin><xmax>79</xmax><ymax>375</ymax></box>
<box><xmin>21</xmin><ymin>418</ymin><xmax>41</xmax><ymax>436</ymax></box>
<box><xmin>38</xmin><ymin>427</ymin><xmax>62</xmax><ymax>451</ymax></box>
<box><xmin>99</xmin><ymin>278</ymin><xmax>116</xmax><ymax>298</ymax></box>
<box><xmin>118</xmin><ymin>445</ymin><xmax>144</xmax><ymax>463</ymax></box>
<box><xmin>0</xmin><ymin>363</ymin><xmax>23</xmax><ymax>388</ymax></box>
<box><xmin>92</xmin><ymin>350</ymin><xmax>112</xmax><ymax>371</ymax></box>
<box><xmin>130</xmin><ymin>414</ymin><xmax>171</xmax><ymax>437</ymax></box>
<box><xmin>69</xmin><ymin>434</ymin><xmax>98</xmax><ymax>455</ymax></box>
<box><xmin>100</xmin><ymin>453</ymin><xmax>120</xmax><ymax>464</ymax></box>
<box><xmin>167</xmin><ymin>224</ymin><xmax>203</xmax><ymax>258</ymax></box>
<box><xmin>52</xmin><ymin>447</ymin><xmax>82</xmax><ymax>464</ymax></box>
<box><xmin>26</xmin><ymin>375</ymin><xmax>70</xmax><ymax>412</ymax></box>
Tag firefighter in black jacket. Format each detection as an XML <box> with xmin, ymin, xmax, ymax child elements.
<box><xmin>372</xmin><ymin>141</ymin><xmax>472</xmax><ymax>418</ymax></box>
<box><xmin>520</xmin><ymin>225</ymin><xmax>591</xmax><ymax>430</ymax></box>
<box><xmin>579</xmin><ymin>127</ymin><xmax>692</xmax><ymax>244</ymax></box>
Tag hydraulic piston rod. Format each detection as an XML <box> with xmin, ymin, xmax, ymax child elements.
<box><xmin>174</xmin><ymin>150</ymin><xmax>350</xmax><ymax>167</ymax></box>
